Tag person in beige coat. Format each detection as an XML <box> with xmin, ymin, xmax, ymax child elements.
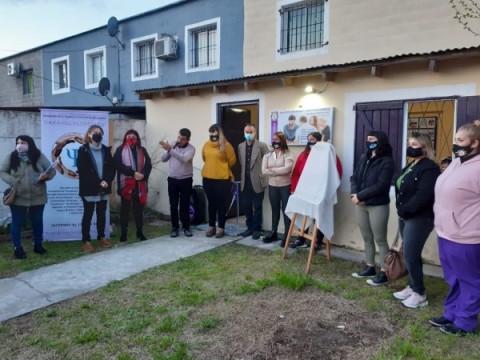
<box><xmin>262</xmin><ymin>131</ymin><xmax>294</xmax><ymax>246</ymax></box>
<box><xmin>237</xmin><ymin>124</ymin><xmax>269</xmax><ymax>239</ymax></box>
<box><xmin>0</xmin><ymin>135</ymin><xmax>56</xmax><ymax>259</ymax></box>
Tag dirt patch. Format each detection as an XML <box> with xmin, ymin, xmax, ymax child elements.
<box><xmin>184</xmin><ymin>287</ymin><xmax>396</xmax><ymax>360</ymax></box>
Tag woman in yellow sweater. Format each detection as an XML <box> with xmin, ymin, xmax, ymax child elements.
<box><xmin>201</xmin><ymin>125</ymin><xmax>237</xmax><ymax>238</ymax></box>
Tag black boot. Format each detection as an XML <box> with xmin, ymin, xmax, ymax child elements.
<box><xmin>137</xmin><ymin>230</ymin><xmax>147</xmax><ymax>241</ymax></box>
<box><xmin>33</xmin><ymin>244</ymin><xmax>47</xmax><ymax>255</ymax></box>
<box><xmin>262</xmin><ymin>231</ymin><xmax>278</xmax><ymax>243</ymax></box>
<box><xmin>120</xmin><ymin>229</ymin><xmax>128</xmax><ymax>242</ymax></box>
<box><xmin>14</xmin><ymin>246</ymin><xmax>27</xmax><ymax>259</ymax></box>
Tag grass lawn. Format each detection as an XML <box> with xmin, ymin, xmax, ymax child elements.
<box><xmin>0</xmin><ymin>237</ymin><xmax>478</xmax><ymax>359</ymax></box>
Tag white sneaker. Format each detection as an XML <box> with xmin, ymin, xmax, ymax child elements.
<box><xmin>393</xmin><ymin>286</ymin><xmax>414</xmax><ymax>300</ymax></box>
<box><xmin>402</xmin><ymin>292</ymin><xmax>428</xmax><ymax>308</ymax></box>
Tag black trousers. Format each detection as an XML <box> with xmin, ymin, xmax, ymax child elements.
<box><xmin>120</xmin><ymin>195</ymin><xmax>144</xmax><ymax>234</ymax></box>
<box><xmin>168</xmin><ymin>177</ymin><xmax>193</xmax><ymax>229</ymax></box>
<box><xmin>81</xmin><ymin>198</ymin><xmax>107</xmax><ymax>241</ymax></box>
<box><xmin>203</xmin><ymin>178</ymin><xmax>231</xmax><ymax>229</ymax></box>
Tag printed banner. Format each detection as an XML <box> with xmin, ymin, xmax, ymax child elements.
<box><xmin>41</xmin><ymin>109</ymin><xmax>110</xmax><ymax>241</ymax></box>
<box><xmin>269</xmin><ymin>107</ymin><xmax>334</xmax><ymax>146</ymax></box>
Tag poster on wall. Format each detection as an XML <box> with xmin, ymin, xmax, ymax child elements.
<box><xmin>269</xmin><ymin>107</ymin><xmax>334</xmax><ymax>145</ymax></box>
<box><xmin>41</xmin><ymin>109</ymin><xmax>110</xmax><ymax>241</ymax></box>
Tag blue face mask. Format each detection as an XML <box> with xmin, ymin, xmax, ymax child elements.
<box><xmin>244</xmin><ymin>133</ymin><xmax>254</xmax><ymax>142</ymax></box>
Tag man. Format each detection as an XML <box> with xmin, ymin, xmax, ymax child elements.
<box><xmin>237</xmin><ymin>124</ymin><xmax>269</xmax><ymax>239</ymax></box>
<box><xmin>160</xmin><ymin>128</ymin><xmax>196</xmax><ymax>238</ymax></box>
<box><xmin>283</xmin><ymin>114</ymin><xmax>298</xmax><ymax>144</ymax></box>
<box><xmin>294</xmin><ymin>115</ymin><xmax>317</xmax><ymax>144</ymax></box>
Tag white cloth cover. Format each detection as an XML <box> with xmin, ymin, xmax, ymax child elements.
<box><xmin>285</xmin><ymin>142</ymin><xmax>341</xmax><ymax>239</ymax></box>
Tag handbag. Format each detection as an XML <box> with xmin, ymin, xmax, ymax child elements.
<box><xmin>3</xmin><ymin>186</ymin><xmax>17</xmax><ymax>206</ymax></box>
<box><xmin>384</xmin><ymin>230</ymin><xmax>408</xmax><ymax>282</ymax></box>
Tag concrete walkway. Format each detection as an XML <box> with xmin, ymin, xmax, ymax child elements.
<box><xmin>0</xmin><ymin>222</ymin><xmax>443</xmax><ymax>323</ymax></box>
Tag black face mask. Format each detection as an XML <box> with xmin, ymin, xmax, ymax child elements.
<box><xmin>307</xmin><ymin>142</ymin><xmax>316</xmax><ymax>149</ymax></box>
<box><xmin>406</xmin><ymin>146</ymin><xmax>424</xmax><ymax>158</ymax></box>
<box><xmin>210</xmin><ymin>135</ymin><xmax>219</xmax><ymax>142</ymax></box>
<box><xmin>452</xmin><ymin>143</ymin><xmax>474</xmax><ymax>158</ymax></box>
<box><xmin>272</xmin><ymin>142</ymin><xmax>281</xmax><ymax>149</ymax></box>
<box><xmin>92</xmin><ymin>133</ymin><xmax>103</xmax><ymax>143</ymax></box>
<box><xmin>366</xmin><ymin>141</ymin><xmax>378</xmax><ymax>151</ymax></box>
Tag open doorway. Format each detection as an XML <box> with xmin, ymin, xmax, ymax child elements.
<box><xmin>217</xmin><ymin>100</ymin><xmax>259</xmax><ymax>217</ymax></box>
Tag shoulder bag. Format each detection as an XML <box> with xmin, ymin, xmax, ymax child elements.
<box><xmin>384</xmin><ymin>229</ymin><xmax>408</xmax><ymax>282</ymax></box>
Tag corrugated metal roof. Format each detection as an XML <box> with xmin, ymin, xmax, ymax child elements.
<box><xmin>135</xmin><ymin>45</ymin><xmax>480</xmax><ymax>93</ymax></box>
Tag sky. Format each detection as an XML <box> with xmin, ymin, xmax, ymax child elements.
<box><xmin>0</xmin><ymin>0</ymin><xmax>178</xmax><ymax>58</ymax></box>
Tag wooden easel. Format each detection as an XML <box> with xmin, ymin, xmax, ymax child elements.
<box><xmin>282</xmin><ymin>213</ymin><xmax>331</xmax><ymax>273</ymax></box>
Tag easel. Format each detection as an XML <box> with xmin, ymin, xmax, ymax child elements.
<box><xmin>282</xmin><ymin>213</ymin><xmax>331</xmax><ymax>274</ymax></box>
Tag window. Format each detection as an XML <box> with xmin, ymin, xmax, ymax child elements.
<box><xmin>278</xmin><ymin>0</ymin><xmax>328</xmax><ymax>55</ymax></box>
<box><xmin>185</xmin><ymin>18</ymin><xmax>220</xmax><ymax>73</ymax></box>
<box><xmin>84</xmin><ymin>46</ymin><xmax>106</xmax><ymax>88</ymax></box>
<box><xmin>22</xmin><ymin>69</ymin><xmax>33</xmax><ymax>95</ymax></box>
<box><xmin>131</xmin><ymin>34</ymin><xmax>157</xmax><ymax>81</ymax></box>
<box><xmin>51</xmin><ymin>55</ymin><xmax>70</xmax><ymax>94</ymax></box>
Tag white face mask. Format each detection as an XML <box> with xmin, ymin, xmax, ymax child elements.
<box><xmin>16</xmin><ymin>144</ymin><xmax>29</xmax><ymax>154</ymax></box>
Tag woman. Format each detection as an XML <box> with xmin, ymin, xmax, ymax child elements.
<box><xmin>262</xmin><ymin>131</ymin><xmax>294</xmax><ymax>246</ymax></box>
<box><xmin>113</xmin><ymin>129</ymin><xmax>152</xmax><ymax>242</ymax></box>
<box><xmin>289</xmin><ymin>132</ymin><xmax>343</xmax><ymax>249</ymax></box>
<box><xmin>201</xmin><ymin>124</ymin><xmax>236</xmax><ymax>238</ymax></box>
<box><xmin>77</xmin><ymin>125</ymin><xmax>116</xmax><ymax>252</ymax></box>
<box><xmin>0</xmin><ymin>135</ymin><xmax>56</xmax><ymax>259</ymax></box>
<box><xmin>350</xmin><ymin>130</ymin><xmax>395</xmax><ymax>280</ymax></box>
<box><xmin>389</xmin><ymin>134</ymin><xmax>440</xmax><ymax>306</ymax></box>
<box><xmin>430</xmin><ymin>121</ymin><xmax>480</xmax><ymax>335</ymax></box>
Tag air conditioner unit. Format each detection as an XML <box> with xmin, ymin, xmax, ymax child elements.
<box><xmin>7</xmin><ymin>62</ymin><xmax>20</xmax><ymax>77</ymax></box>
<box><xmin>154</xmin><ymin>37</ymin><xmax>177</xmax><ymax>60</ymax></box>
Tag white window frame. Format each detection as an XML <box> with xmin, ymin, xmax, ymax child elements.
<box><xmin>275</xmin><ymin>0</ymin><xmax>329</xmax><ymax>61</ymax></box>
<box><xmin>51</xmin><ymin>55</ymin><xmax>70</xmax><ymax>94</ymax></box>
<box><xmin>84</xmin><ymin>46</ymin><xmax>107</xmax><ymax>89</ymax></box>
<box><xmin>185</xmin><ymin>17</ymin><xmax>220</xmax><ymax>73</ymax></box>
<box><xmin>131</xmin><ymin>34</ymin><xmax>158</xmax><ymax>82</ymax></box>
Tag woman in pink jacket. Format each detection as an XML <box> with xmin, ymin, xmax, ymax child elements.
<box><xmin>431</xmin><ymin>120</ymin><xmax>480</xmax><ymax>335</ymax></box>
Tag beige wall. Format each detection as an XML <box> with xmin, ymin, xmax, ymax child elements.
<box><xmin>145</xmin><ymin>57</ymin><xmax>480</xmax><ymax>265</ymax></box>
<box><xmin>244</xmin><ymin>0</ymin><xmax>478</xmax><ymax>75</ymax></box>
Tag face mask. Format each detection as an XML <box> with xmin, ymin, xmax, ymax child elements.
<box><xmin>406</xmin><ymin>146</ymin><xmax>423</xmax><ymax>158</ymax></box>
<box><xmin>210</xmin><ymin>135</ymin><xmax>219</xmax><ymax>142</ymax></box>
<box><xmin>452</xmin><ymin>143</ymin><xmax>474</xmax><ymax>158</ymax></box>
<box><xmin>366</xmin><ymin>141</ymin><xmax>378</xmax><ymax>151</ymax></box>
<box><xmin>126</xmin><ymin>138</ymin><xmax>138</xmax><ymax>146</ymax></box>
<box><xmin>16</xmin><ymin>144</ymin><xmax>28</xmax><ymax>154</ymax></box>
<box><xmin>244</xmin><ymin>133</ymin><xmax>255</xmax><ymax>142</ymax></box>
<box><xmin>272</xmin><ymin>142</ymin><xmax>281</xmax><ymax>149</ymax></box>
<box><xmin>92</xmin><ymin>133</ymin><xmax>103</xmax><ymax>143</ymax></box>
<box><xmin>307</xmin><ymin>141</ymin><xmax>316</xmax><ymax>149</ymax></box>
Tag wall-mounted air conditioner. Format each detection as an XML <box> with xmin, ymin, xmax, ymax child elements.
<box><xmin>7</xmin><ymin>62</ymin><xmax>21</xmax><ymax>77</ymax></box>
<box><xmin>154</xmin><ymin>37</ymin><xmax>177</xmax><ymax>60</ymax></box>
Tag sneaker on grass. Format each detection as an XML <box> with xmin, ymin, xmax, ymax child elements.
<box><xmin>402</xmin><ymin>292</ymin><xmax>428</xmax><ymax>308</ymax></box>
<box><xmin>429</xmin><ymin>316</ymin><xmax>453</xmax><ymax>328</ymax></box>
<box><xmin>366</xmin><ymin>271</ymin><xmax>388</xmax><ymax>286</ymax></box>
<box><xmin>393</xmin><ymin>286</ymin><xmax>414</xmax><ymax>300</ymax></box>
<box><xmin>352</xmin><ymin>266</ymin><xmax>376</xmax><ymax>278</ymax></box>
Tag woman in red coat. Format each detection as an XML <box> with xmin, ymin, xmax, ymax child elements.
<box><xmin>289</xmin><ymin>132</ymin><xmax>342</xmax><ymax>248</ymax></box>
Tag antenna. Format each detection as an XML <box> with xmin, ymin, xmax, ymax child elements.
<box><xmin>107</xmin><ymin>17</ymin><xmax>125</xmax><ymax>49</ymax></box>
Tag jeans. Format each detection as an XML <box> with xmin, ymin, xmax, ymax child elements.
<box><xmin>81</xmin><ymin>198</ymin><xmax>107</xmax><ymax>241</ymax></box>
<box><xmin>168</xmin><ymin>177</ymin><xmax>193</xmax><ymax>229</ymax></box>
<box><xmin>203</xmin><ymin>178</ymin><xmax>231</xmax><ymax>229</ymax></box>
<box><xmin>268</xmin><ymin>184</ymin><xmax>291</xmax><ymax>236</ymax></box>
<box><xmin>399</xmin><ymin>217</ymin><xmax>433</xmax><ymax>295</ymax></box>
<box><xmin>242</xmin><ymin>180</ymin><xmax>264</xmax><ymax>231</ymax></box>
<box><xmin>10</xmin><ymin>204</ymin><xmax>45</xmax><ymax>248</ymax></box>
<box><xmin>355</xmin><ymin>204</ymin><xmax>390</xmax><ymax>266</ymax></box>
<box><xmin>120</xmin><ymin>196</ymin><xmax>144</xmax><ymax>234</ymax></box>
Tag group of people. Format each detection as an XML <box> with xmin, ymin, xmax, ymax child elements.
<box><xmin>350</xmin><ymin>122</ymin><xmax>480</xmax><ymax>336</ymax></box>
<box><xmin>283</xmin><ymin>114</ymin><xmax>331</xmax><ymax>144</ymax></box>
<box><xmin>2</xmin><ymin>120</ymin><xmax>479</xmax><ymax>336</ymax></box>
<box><xmin>0</xmin><ymin>126</ymin><xmax>152</xmax><ymax>257</ymax></box>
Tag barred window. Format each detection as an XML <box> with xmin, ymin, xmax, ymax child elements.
<box><xmin>279</xmin><ymin>0</ymin><xmax>326</xmax><ymax>54</ymax></box>
<box><xmin>22</xmin><ymin>69</ymin><xmax>33</xmax><ymax>95</ymax></box>
<box><xmin>135</xmin><ymin>40</ymin><xmax>155</xmax><ymax>77</ymax></box>
<box><xmin>51</xmin><ymin>55</ymin><xmax>70</xmax><ymax>94</ymax></box>
<box><xmin>185</xmin><ymin>18</ymin><xmax>220</xmax><ymax>72</ymax></box>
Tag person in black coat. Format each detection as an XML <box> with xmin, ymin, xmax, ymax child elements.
<box><xmin>392</xmin><ymin>133</ymin><xmax>441</xmax><ymax>308</ymax></box>
<box><xmin>77</xmin><ymin>124</ymin><xmax>116</xmax><ymax>252</ymax></box>
<box><xmin>113</xmin><ymin>129</ymin><xmax>152</xmax><ymax>242</ymax></box>
<box><xmin>350</xmin><ymin>130</ymin><xmax>395</xmax><ymax>283</ymax></box>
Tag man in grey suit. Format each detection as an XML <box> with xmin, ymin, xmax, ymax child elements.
<box><xmin>237</xmin><ymin>124</ymin><xmax>269</xmax><ymax>239</ymax></box>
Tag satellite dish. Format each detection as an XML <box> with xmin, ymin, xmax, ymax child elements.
<box><xmin>107</xmin><ymin>17</ymin><xmax>119</xmax><ymax>37</ymax></box>
<box><xmin>98</xmin><ymin>77</ymin><xmax>111</xmax><ymax>96</ymax></box>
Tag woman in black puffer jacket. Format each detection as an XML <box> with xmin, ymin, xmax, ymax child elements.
<box><xmin>350</xmin><ymin>130</ymin><xmax>395</xmax><ymax>284</ymax></box>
